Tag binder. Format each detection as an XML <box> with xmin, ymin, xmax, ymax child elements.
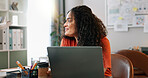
<box><xmin>0</xmin><ymin>29</ymin><xmax>3</xmax><ymax>50</ymax></box>
<box><xmin>20</xmin><ymin>29</ymin><xmax>23</xmax><ymax>49</ymax></box>
<box><xmin>9</xmin><ymin>29</ymin><xmax>13</xmax><ymax>49</ymax></box>
<box><xmin>17</xmin><ymin>29</ymin><xmax>21</xmax><ymax>49</ymax></box>
<box><xmin>3</xmin><ymin>28</ymin><xmax>7</xmax><ymax>50</ymax></box>
<box><xmin>0</xmin><ymin>28</ymin><xmax>8</xmax><ymax>50</ymax></box>
<box><xmin>12</xmin><ymin>29</ymin><xmax>17</xmax><ymax>50</ymax></box>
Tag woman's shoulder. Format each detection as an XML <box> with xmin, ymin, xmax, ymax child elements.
<box><xmin>101</xmin><ymin>37</ymin><xmax>110</xmax><ymax>48</ymax></box>
<box><xmin>101</xmin><ymin>37</ymin><xmax>109</xmax><ymax>42</ymax></box>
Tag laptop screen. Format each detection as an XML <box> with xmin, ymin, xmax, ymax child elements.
<box><xmin>47</xmin><ymin>46</ymin><xmax>104</xmax><ymax>78</ymax></box>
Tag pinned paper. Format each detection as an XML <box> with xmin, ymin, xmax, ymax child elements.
<box><xmin>135</xmin><ymin>15</ymin><xmax>144</xmax><ymax>26</ymax></box>
<box><xmin>133</xmin><ymin>7</ymin><xmax>138</xmax><ymax>12</ymax></box>
<box><xmin>118</xmin><ymin>17</ymin><xmax>123</xmax><ymax>20</ymax></box>
<box><xmin>114</xmin><ymin>19</ymin><xmax>128</xmax><ymax>31</ymax></box>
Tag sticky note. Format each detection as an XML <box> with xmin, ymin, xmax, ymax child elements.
<box><xmin>118</xmin><ymin>17</ymin><xmax>123</xmax><ymax>20</ymax></box>
<box><xmin>133</xmin><ymin>7</ymin><xmax>138</xmax><ymax>11</ymax></box>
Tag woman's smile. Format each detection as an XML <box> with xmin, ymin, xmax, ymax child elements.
<box><xmin>65</xmin><ymin>28</ymin><xmax>69</xmax><ymax>32</ymax></box>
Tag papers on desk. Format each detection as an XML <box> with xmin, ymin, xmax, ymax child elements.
<box><xmin>0</xmin><ymin>68</ymin><xmax>20</xmax><ymax>72</ymax></box>
<box><xmin>0</xmin><ymin>71</ymin><xmax>6</xmax><ymax>77</ymax></box>
<box><xmin>0</xmin><ymin>68</ymin><xmax>21</xmax><ymax>77</ymax></box>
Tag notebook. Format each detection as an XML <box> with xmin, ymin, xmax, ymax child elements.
<box><xmin>47</xmin><ymin>46</ymin><xmax>104</xmax><ymax>78</ymax></box>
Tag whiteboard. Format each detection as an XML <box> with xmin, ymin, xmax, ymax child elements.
<box><xmin>106</xmin><ymin>0</ymin><xmax>148</xmax><ymax>29</ymax></box>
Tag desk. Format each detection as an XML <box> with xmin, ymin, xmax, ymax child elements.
<box><xmin>0</xmin><ymin>67</ymin><xmax>21</xmax><ymax>78</ymax></box>
<box><xmin>0</xmin><ymin>67</ymin><xmax>52</xmax><ymax>78</ymax></box>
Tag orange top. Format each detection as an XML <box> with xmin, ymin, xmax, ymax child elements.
<box><xmin>60</xmin><ymin>37</ymin><xmax>112</xmax><ymax>76</ymax></box>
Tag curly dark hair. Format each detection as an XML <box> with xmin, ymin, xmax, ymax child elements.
<box><xmin>64</xmin><ymin>5</ymin><xmax>107</xmax><ymax>46</ymax></box>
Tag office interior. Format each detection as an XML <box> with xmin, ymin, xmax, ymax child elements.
<box><xmin>0</xmin><ymin>0</ymin><xmax>148</xmax><ymax>78</ymax></box>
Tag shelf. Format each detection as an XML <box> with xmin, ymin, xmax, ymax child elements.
<box><xmin>135</xmin><ymin>13</ymin><xmax>148</xmax><ymax>15</ymax></box>
<box><xmin>1</xmin><ymin>24</ymin><xmax>27</xmax><ymax>29</ymax></box>
<box><xmin>107</xmin><ymin>26</ymin><xmax>114</xmax><ymax>29</ymax></box>
<box><xmin>9</xmin><ymin>49</ymin><xmax>27</xmax><ymax>52</ymax></box>
<box><xmin>10</xmin><ymin>25</ymin><xmax>27</xmax><ymax>28</ymax></box>
<box><xmin>0</xmin><ymin>23</ymin><xmax>6</xmax><ymax>26</ymax></box>
<box><xmin>0</xmin><ymin>9</ymin><xmax>8</xmax><ymax>12</ymax></box>
<box><xmin>0</xmin><ymin>0</ymin><xmax>27</xmax><ymax>69</ymax></box>
<box><xmin>9</xmin><ymin>10</ymin><xmax>23</xmax><ymax>13</ymax></box>
<box><xmin>128</xmin><ymin>26</ymin><xmax>144</xmax><ymax>28</ymax></box>
<box><xmin>0</xmin><ymin>50</ymin><xmax>8</xmax><ymax>52</ymax></box>
<box><xmin>107</xmin><ymin>26</ymin><xmax>144</xmax><ymax>29</ymax></box>
<box><xmin>0</xmin><ymin>49</ymin><xmax>27</xmax><ymax>52</ymax></box>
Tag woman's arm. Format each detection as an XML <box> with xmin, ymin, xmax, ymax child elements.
<box><xmin>101</xmin><ymin>37</ymin><xmax>112</xmax><ymax>76</ymax></box>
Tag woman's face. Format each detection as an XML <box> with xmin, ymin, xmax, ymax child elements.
<box><xmin>64</xmin><ymin>11</ymin><xmax>77</xmax><ymax>37</ymax></box>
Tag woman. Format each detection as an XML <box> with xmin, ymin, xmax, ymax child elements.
<box><xmin>60</xmin><ymin>5</ymin><xmax>112</xmax><ymax>77</ymax></box>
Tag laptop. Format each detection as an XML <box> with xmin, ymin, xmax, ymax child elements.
<box><xmin>47</xmin><ymin>46</ymin><xmax>104</xmax><ymax>78</ymax></box>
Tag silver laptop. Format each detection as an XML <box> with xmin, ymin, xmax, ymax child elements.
<box><xmin>47</xmin><ymin>46</ymin><xmax>104</xmax><ymax>78</ymax></box>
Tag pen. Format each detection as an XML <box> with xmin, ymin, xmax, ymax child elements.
<box><xmin>31</xmin><ymin>61</ymin><xmax>37</xmax><ymax>70</ymax></box>
<box><xmin>16</xmin><ymin>61</ymin><xmax>28</xmax><ymax>75</ymax></box>
<box><xmin>30</xmin><ymin>65</ymin><xmax>33</xmax><ymax>69</ymax></box>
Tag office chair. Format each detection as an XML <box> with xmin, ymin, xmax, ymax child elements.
<box><xmin>116</xmin><ymin>50</ymin><xmax>148</xmax><ymax>77</ymax></box>
<box><xmin>111</xmin><ymin>54</ymin><xmax>134</xmax><ymax>78</ymax></box>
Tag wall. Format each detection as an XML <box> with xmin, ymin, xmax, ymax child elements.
<box><xmin>65</xmin><ymin>0</ymin><xmax>83</xmax><ymax>14</ymax></box>
<box><xmin>83</xmin><ymin>0</ymin><xmax>105</xmax><ymax>24</ymax></box>
<box><xmin>27</xmin><ymin>0</ymin><xmax>52</xmax><ymax>65</ymax></box>
<box><xmin>108</xmin><ymin>28</ymin><xmax>148</xmax><ymax>52</ymax></box>
<box><xmin>65</xmin><ymin>0</ymin><xmax>148</xmax><ymax>52</ymax></box>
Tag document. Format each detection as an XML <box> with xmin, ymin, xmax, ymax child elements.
<box><xmin>133</xmin><ymin>15</ymin><xmax>145</xmax><ymax>26</ymax></box>
<box><xmin>0</xmin><ymin>72</ymin><xmax>6</xmax><ymax>78</ymax></box>
<box><xmin>114</xmin><ymin>19</ymin><xmax>128</xmax><ymax>31</ymax></box>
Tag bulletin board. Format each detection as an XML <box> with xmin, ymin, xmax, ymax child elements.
<box><xmin>106</xmin><ymin>0</ymin><xmax>148</xmax><ymax>32</ymax></box>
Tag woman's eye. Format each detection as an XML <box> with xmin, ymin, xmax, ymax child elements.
<box><xmin>68</xmin><ymin>19</ymin><xmax>71</xmax><ymax>22</ymax></box>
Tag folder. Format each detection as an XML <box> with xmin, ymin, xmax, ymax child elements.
<box><xmin>0</xmin><ymin>28</ymin><xmax>8</xmax><ymax>50</ymax></box>
<box><xmin>9</xmin><ymin>29</ymin><xmax>13</xmax><ymax>50</ymax></box>
<box><xmin>3</xmin><ymin>28</ymin><xmax>7</xmax><ymax>50</ymax></box>
<box><xmin>12</xmin><ymin>29</ymin><xmax>17</xmax><ymax>50</ymax></box>
<box><xmin>17</xmin><ymin>29</ymin><xmax>21</xmax><ymax>49</ymax></box>
<box><xmin>20</xmin><ymin>29</ymin><xmax>23</xmax><ymax>49</ymax></box>
<box><xmin>0</xmin><ymin>29</ymin><xmax>3</xmax><ymax>50</ymax></box>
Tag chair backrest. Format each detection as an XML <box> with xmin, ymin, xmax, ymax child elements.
<box><xmin>116</xmin><ymin>50</ymin><xmax>148</xmax><ymax>76</ymax></box>
<box><xmin>111</xmin><ymin>54</ymin><xmax>134</xmax><ymax>78</ymax></box>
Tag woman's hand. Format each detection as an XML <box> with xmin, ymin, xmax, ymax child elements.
<box><xmin>47</xmin><ymin>70</ymin><xmax>52</xmax><ymax>78</ymax></box>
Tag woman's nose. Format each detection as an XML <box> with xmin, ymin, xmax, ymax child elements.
<box><xmin>64</xmin><ymin>22</ymin><xmax>67</xmax><ymax>27</ymax></box>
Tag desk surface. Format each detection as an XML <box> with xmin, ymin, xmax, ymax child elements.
<box><xmin>0</xmin><ymin>67</ymin><xmax>52</xmax><ymax>78</ymax></box>
<box><xmin>0</xmin><ymin>67</ymin><xmax>21</xmax><ymax>78</ymax></box>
